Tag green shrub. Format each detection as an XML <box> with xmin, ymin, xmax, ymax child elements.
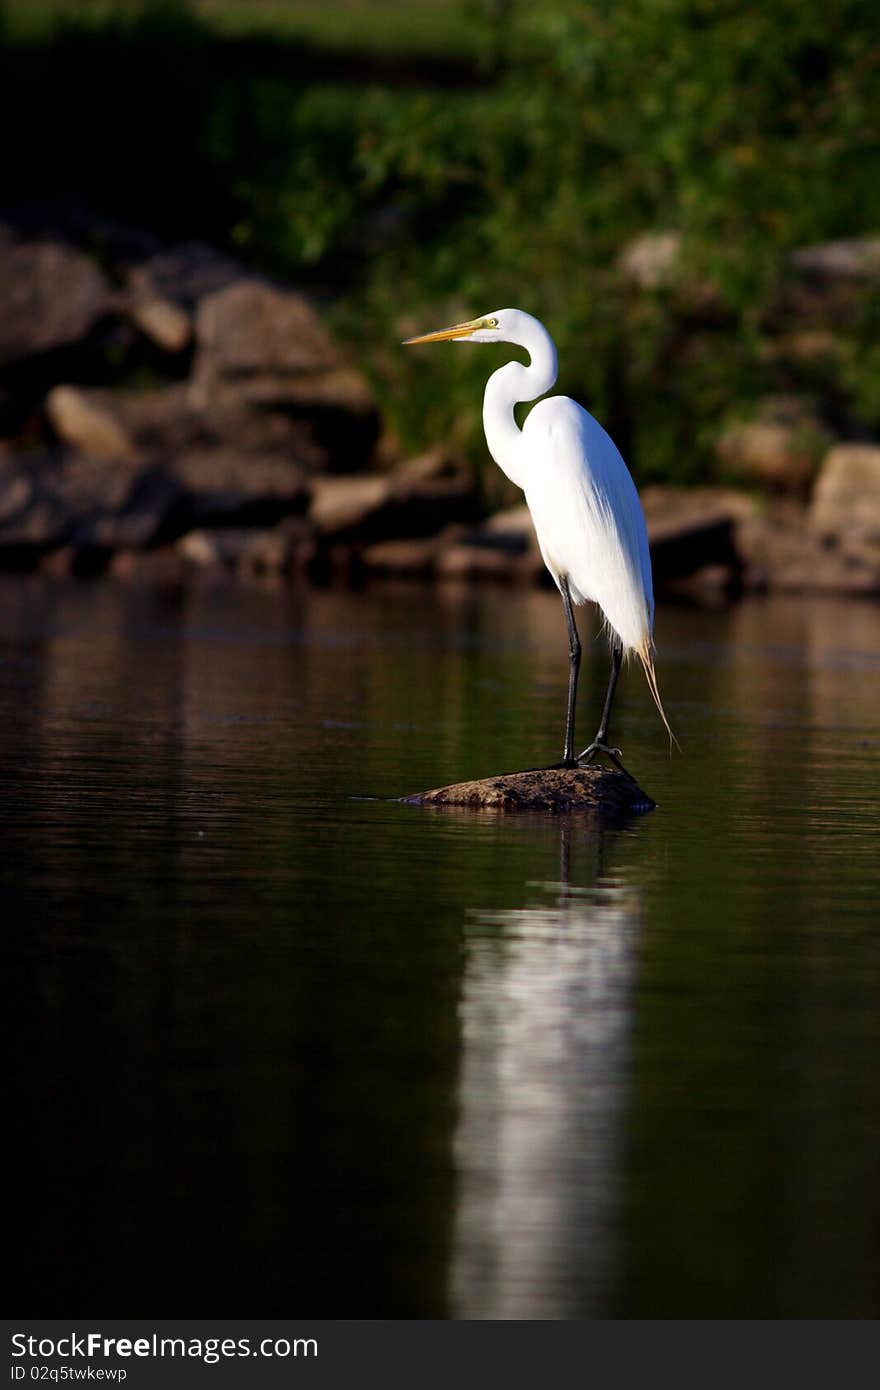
<box><xmin>3</xmin><ymin>0</ymin><xmax>879</xmax><ymax>482</ymax></box>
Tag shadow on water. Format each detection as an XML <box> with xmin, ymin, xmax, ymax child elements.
<box><xmin>2</xmin><ymin>573</ymin><xmax>880</xmax><ymax>1316</ymax></box>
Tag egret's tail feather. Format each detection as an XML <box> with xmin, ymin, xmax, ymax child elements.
<box><xmin>639</xmin><ymin>644</ymin><xmax>679</xmax><ymax>753</ymax></box>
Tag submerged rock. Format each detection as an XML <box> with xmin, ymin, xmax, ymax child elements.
<box><xmin>408</xmin><ymin>764</ymin><xmax>655</xmax><ymax>815</ymax></box>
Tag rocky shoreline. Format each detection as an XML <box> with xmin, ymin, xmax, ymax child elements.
<box><xmin>2</xmin><ymin>211</ymin><xmax>879</xmax><ymax>599</ymax></box>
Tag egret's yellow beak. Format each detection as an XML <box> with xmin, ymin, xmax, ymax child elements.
<box><xmin>402</xmin><ymin>317</ymin><xmax>486</xmax><ymax>345</ymax></box>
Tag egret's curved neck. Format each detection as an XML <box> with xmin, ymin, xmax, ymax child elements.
<box><xmin>482</xmin><ymin>322</ymin><xmax>558</xmax><ymax>488</ymax></box>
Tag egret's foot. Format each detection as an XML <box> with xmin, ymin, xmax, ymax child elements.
<box><xmin>577</xmin><ymin>740</ymin><xmax>636</xmax><ymax>780</ymax></box>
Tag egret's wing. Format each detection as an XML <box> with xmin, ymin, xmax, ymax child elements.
<box><xmin>522</xmin><ymin>398</ymin><xmax>654</xmax><ymax>654</ymax></box>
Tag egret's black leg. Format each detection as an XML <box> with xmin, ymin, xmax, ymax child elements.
<box><xmin>578</xmin><ymin>636</ymin><xmax>635</xmax><ymax>776</ymax></box>
<box><xmin>593</xmin><ymin>635</ymin><xmax>623</xmax><ymax>747</ymax></box>
<box><xmin>559</xmin><ymin>577</ymin><xmax>581</xmax><ymax>767</ymax></box>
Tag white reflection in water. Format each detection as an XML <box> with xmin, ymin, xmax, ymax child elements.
<box><xmin>451</xmin><ymin>832</ymin><xmax>640</xmax><ymax>1319</ymax></box>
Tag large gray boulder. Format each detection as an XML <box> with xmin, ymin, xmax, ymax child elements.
<box><xmin>172</xmin><ymin>449</ymin><xmax>309</xmax><ymax>527</ymax></box>
<box><xmin>71</xmin><ymin>464</ymin><xmax>188</xmax><ymax>550</ymax></box>
<box><xmin>0</xmin><ymin>451</ymin><xmax>188</xmax><ymax>561</ymax></box>
<box><xmin>46</xmin><ymin>379</ymin><xmax>335</xmax><ymax>476</ymax></box>
<box><xmin>62</xmin><ymin>383</ymin><xmax>214</xmax><ymax>458</ymax></box>
<box><xmin>0</xmin><ymin>442</ymin><xmax>311</xmax><ymax>568</ymax></box>
<box><xmin>126</xmin><ymin>240</ymin><xmax>258</xmax><ymax>311</ymax></box>
<box><xmin>121</xmin><ymin>241</ymin><xmax>258</xmax><ymax>357</ymax></box>
<box><xmin>640</xmin><ymin>486</ymin><xmax>755</xmax><ymax>596</ymax></box>
<box><xmin>191</xmin><ymin>280</ymin><xmax>379</xmax><ymax>470</ymax></box>
<box><xmin>734</xmin><ymin>488</ymin><xmax>880</xmax><ymax>596</ymax></box>
<box><xmin>193</xmin><ymin>280</ymin><xmax>341</xmax><ymax>382</ymax></box>
<box><xmin>430</xmin><ymin>504</ymin><xmax>545</xmax><ymax>585</ymax></box>
<box><xmin>0</xmin><ymin>239</ymin><xmax>113</xmax><ymax>368</ymax></box>
<box><xmin>810</xmin><ymin>444</ymin><xmax>880</xmax><ymax>545</ymax></box>
<box><xmin>308</xmin><ymin>453</ymin><xmax>478</xmax><ymax>544</ymax></box>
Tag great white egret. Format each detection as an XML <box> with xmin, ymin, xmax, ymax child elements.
<box><xmin>404</xmin><ymin>308</ymin><xmax>673</xmax><ymax>771</ymax></box>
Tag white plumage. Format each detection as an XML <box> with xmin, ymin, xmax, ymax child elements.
<box><xmin>404</xmin><ymin>307</ymin><xmax>672</xmax><ymax>767</ymax></box>
<box><xmin>522</xmin><ymin>396</ymin><xmax>654</xmax><ymax>652</ymax></box>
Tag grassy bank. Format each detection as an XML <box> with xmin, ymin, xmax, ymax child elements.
<box><xmin>2</xmin><ymin>0</ymin><xmax>879</xmax><ymax>494</ymax></box>
<box><xmin>3</xmin><ymin>0</ymin><xmax>487</xmax><ymax>56</ymax></box>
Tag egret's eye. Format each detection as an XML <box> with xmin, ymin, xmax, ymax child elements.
<box><xmin>487</xmin><ymin>318</ymin><xmax>499</xmax><ymax>328</ymax></box>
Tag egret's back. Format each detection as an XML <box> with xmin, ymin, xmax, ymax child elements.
<box><xmin>522</xmin><ymin>397</ymin><xmax>654</xmax><ymax>656</ymax></box>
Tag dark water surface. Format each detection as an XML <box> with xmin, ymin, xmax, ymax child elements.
<box><xmin>3</xmin><ymin>573</ymin><xmax>879</xmax><ymax>1318</ymax></box>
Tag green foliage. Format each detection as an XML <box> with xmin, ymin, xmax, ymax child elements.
<box><xmin>517</xmin><ymin>1</ymin><xmax>880</xmax><ymax>262</ymax></box>
<box><xmin>2</xmin><ymin>0</ymin><xmax>879</xmax><ymax>482</ymax></box>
